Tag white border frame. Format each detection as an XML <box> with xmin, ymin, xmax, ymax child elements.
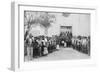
<box><xmin>11</xmin><ymin>2</ymin><xmax>97</xmax><ymax>71</ymax></box>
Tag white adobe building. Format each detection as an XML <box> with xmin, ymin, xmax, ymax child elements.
<box><xmin>29</xmin><ymin>13</ymin><xmax>90</xmax><ymax>37</ymax></box>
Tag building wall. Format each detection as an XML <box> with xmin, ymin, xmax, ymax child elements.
<box><xmin>48</xmin><ymin>13</ymin><xmax>90</xmax><ymax>37</ymax></box>
<box><xmin>29</xmin><ymin>13</ymin><xmax>90</xmax><ymax>37</ymax></box>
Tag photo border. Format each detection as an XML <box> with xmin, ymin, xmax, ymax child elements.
<box><xmin>11</xmin><ymin>2</ymin><xmax>97</xmax><ymax>71</ymax></box>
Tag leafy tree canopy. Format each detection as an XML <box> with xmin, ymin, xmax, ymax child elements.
<box><xmin>24</xmin><ymin>11</ymin><xmax>56</xmax><ymax>29</ymax></box>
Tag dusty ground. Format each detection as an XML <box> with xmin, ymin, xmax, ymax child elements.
<box><xmin>25</xmin><ymin>47</ymin><xmax>90</xmax><ymax>62</ymax></box>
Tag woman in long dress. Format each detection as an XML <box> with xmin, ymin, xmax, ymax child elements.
<box><xmin>26</xmin><ymin>35</ymin><xmax>33</xmax><ymax>60</ymax></box>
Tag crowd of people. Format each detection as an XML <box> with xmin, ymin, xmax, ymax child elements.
<box><xmin>24</xmin><ymin>34</ymin><xmax>59</xmax><ymax>61</ymax></box>
<box><xmin>24</xmin><ymin>32</ymin><xmax>90</xmax><ymax>61</ymax></box>
<box><xmin>72</xmin><ymin>36</ymin><xmax>90</xmax><ymax>55</ymax></box>
<box><xmin>59</xmin><ymin>31</ymin><xmax>72</xmax><ymax>47</ymax></box>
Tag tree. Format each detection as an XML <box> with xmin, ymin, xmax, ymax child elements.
<box><xmin>24</xmin><ymin>11</ymin><xmax>56</xmax><ymax>39</ymax></box>
<box><xmin>39</xmin><ymin>12</ymin><xmax>56</xmax><ymax>36</ymax></box>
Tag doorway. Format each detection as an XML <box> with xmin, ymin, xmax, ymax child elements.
<box><xmin>60</xmin><ymin>26</ymin><xmax>72</xmax><ymax>47</ymax></box>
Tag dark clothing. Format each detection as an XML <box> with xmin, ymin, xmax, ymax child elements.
<box><xmin>32</xmin><ymin>41</ymin><xmax>39</xmax><ymax>57</ymax></box>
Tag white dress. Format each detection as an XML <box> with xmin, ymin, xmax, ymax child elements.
<box><xmin>56</xmin><ymin>45</ymin><xmax>60</xmax><ymax>50</ymax></box>
<box><xmin>43</xmin><ymin>47</ymin><xmax>48</xmax><ymax>55</ymax></box>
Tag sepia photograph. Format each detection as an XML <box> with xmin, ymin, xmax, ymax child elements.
<box><xmin>24</xmin><ymin>11</ymin><xmax>90</xmax><ymax>62</ymax></box>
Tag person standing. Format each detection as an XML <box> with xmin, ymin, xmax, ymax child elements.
<box><xmin>56</xmin><ymin>44</ymin><xmax>60</xmax><ymax>50</ymax></box>
<box><xmin>33</xmin><ymin>39</ymin><xmax>38</xmax><ymax>58</ymax></box>
<box><xmin>26</xmin><ymin>35</ymin><xmax>33</xmax><ymax>60</ymax></box>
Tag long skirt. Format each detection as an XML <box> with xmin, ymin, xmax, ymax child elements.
<box><xmin>27</xmin><ymin>46</ymin><xmax>33</xmax><ymax>60</ymax></box>
<box><xmin>43</xmin><ymin>47</ymin><xmax>48</xmax><ymax>55</ymax></box>
<box><xmin>56</xmin><ymin>45</ymin><xmax>60</xmax><ymax>50</ymax></box>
